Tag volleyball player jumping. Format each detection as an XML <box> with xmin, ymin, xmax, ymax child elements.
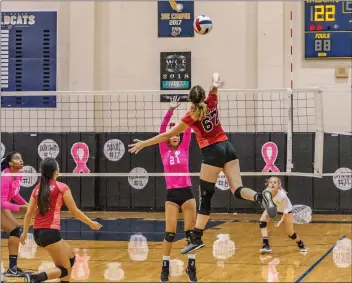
<box><xmin>1</xmin><ymin>151</ymin><xmax>28</xmax><ymax>277</ymax></box>
<box><xmin>259</xmin><ymin>176</ymin><xmax>307</xmax><ymax>253</ymax></box>
<box><xmin>159</xmin><ymin>97</ymin><xmax>197</xmax><ymax>282</ymax></box>
<box><xmin>20</xmin><ymin>157</ymin><xmax>102</xmax><ymax>283</ymax></box>
<box><xmin>129</xmin><ymin>73</ymin><xmax>277</xmax><ymax>254</ymax></box>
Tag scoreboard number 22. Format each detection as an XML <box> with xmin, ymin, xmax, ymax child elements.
<box><xmin>311</xmin><ymin>5</ymin><xmax>336</xmax><ymax>22</ymax></box>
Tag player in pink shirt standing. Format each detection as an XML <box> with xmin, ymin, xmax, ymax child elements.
<box><xmin>1</xmin><ymin>151</ymin><xmax>28</xmax><ymax>277</ymax></box>
<box><xmin>158</xmin><ymin>97</ymin><xmax>197</xmax><ymax>282</ymax></box>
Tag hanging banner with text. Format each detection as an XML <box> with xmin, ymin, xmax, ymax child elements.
<box><xmin>160</xmin><ymin>51</ymin><xmax>191</xmax><ymax>91</ymax></box>
<box><xmin>158</xmin><ymin>0</ymin><xmax>194</xmax><ymax>37</ymax></box>
<box><xmin>1</xmin><ymin>11</ymin><xmax>57</xmax><ymax>108</ymax></box>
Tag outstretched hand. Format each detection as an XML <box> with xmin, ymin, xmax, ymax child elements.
<box><xmin>128</xmin><ymin>139</ymin><xmax>146</xmax><ymax>154</ymax></box>
<box><xmin>19</xmin><ymin>233</ymin><xmax>27</xmax><ymax>245</ymax></box>
<box><xmin>275</xmin><ymin>221</ymin><xmax>282</xmax><ymax>228</ymax></box>
<box><xmin>212</xmin><ymin>72</ymin><xmax>225</xmax><ymax>88</ymax></box>
<box><xmin>169</xmin><ymin>96</ymin><xmax>181</xmax><ymax>111</ymax></box>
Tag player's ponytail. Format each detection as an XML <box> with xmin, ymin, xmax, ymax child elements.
<box><xmin>188</xmin><ymin>85</ymin><xmax>207</xmax><ymax>121</ymax></box>
<box><xmin>38</xmin><ymin>157</ymin><xmax>58</xmax><ymax>216</ymax></box>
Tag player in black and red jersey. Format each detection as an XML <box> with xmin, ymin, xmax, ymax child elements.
<box><xmin>129</xmin><ymin>73</ymin><xmax>277</xmax><ymax>254</ymax></box>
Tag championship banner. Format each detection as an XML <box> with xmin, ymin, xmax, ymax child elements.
<box><xmin>158</xmin><ymin>1</ymin><xmax>194</xmax><ymax>37</ymax></box>
<box><xmin>160</xmin><ymin>51</ymin><xmax>191</xmax><ymax>90</ymax></box>
<box><xmin>1</xmin><ymin>11</ymin><xmax>57</xmax><ymax>107</ymax></box>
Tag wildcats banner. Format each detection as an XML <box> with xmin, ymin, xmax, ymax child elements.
<box><xmin>0</xmin><ymin>11</ymin><xmax>57</xmax><ymax>92</ymax></box>
<box><xmin>158</xmin><ymin>0</ymin><xmax>194</xmax><ymax>37</ymax></box>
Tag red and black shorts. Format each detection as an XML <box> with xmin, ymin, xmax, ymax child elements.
<box><xmin>34</xmin><ymin>228</ymin><xmax>62</xmax><ymax>247</ymax></box>
<box><xmin>201</xmin><ymin>140</ymin><xmax>238</xmax><ymax>168</ymax></box>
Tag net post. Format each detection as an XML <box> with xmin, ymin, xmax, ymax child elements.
<box><xmin>286</xmin><ymin>88</ymin><xmax>293</xmax><ymax>173</ymax></box>
<box><xmin>314</xmin><ymin>89</ymin><xmax>324</xmax><ymax>176</ymax></box>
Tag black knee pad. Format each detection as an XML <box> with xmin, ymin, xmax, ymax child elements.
<box><xmin>58</xmin><ymin>266</ymin><xmax>68</xmax><ymax>278</ymax></box>
<box><xmin>9</xmin><ymin>226</ymin><xmax>22</xmax><ymax>238</ymax></box>
<box><xmin>288</xmin><ymin>232</ymin><xmax>297</xmax><ymax>240</ymax></box>
<box><xmin>198</xmin><ymin>179</ymin><xmax>215</xmax><ymax>215</ymax></box>
<box><xmin>164</xmin><ymin>232</ymin><xmax>176</xmax><ymax>242</ymax></box>
<box><xmin>70</xmin><ymin>256</ymin><xmax>76</xmax><ymax>267</ymax></box>
<box><xmin>234</xmin><ymin>186</ymin><xmax>244</xmax><ymax>200</ymax></box>
<box><xmin>259</xmin><ymin>221</ymin><xmax>267</xmax><ymax>229</ymax></box>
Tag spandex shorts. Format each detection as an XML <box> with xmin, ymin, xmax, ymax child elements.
<box><xmin>34</xmin><ymin>228</ymin><xmax>62</xmax><ymax>248</ymax></box>
<box><xmin>201</xmin><ymin>140</ymin><xmax>238</xmax><ymax>168</ymax></box>
<box><xmin>166</xmin><ymin>187</ymin><xmax>194</xmax><ymax>207</ymax></box>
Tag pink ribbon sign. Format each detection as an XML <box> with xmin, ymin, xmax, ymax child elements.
<box><xmin>261</xmin><ymin>142</ymin><xmax>280</xmax><ymax>172</ymax></box>
<box><xmin>71</xmin><ymin>142</ymin><xmax>90</xmax><ymax>173</ymax></box>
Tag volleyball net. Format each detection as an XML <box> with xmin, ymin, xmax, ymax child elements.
<box><xmin>0</xmin><ymin>87</ymin><xmax>324</xmax><ymax>180</ymax></box>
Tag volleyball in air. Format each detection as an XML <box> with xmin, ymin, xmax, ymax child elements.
<box><xmin>194</xmin><ymin>15</ymin><xmax>213</xmax><ymax>35</ymax></box>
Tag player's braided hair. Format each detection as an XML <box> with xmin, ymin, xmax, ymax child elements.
<box><xmin>188</xmin><ymin>85</ymin><xmax>207</xmax><ymax>121</ymax></box>
<box><xmin>1</xmin><ymin>151</ymin><xmax>19</xmax><ymax>171</ymax></box>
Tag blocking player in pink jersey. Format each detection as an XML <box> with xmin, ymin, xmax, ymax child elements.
<box><xmin>129</xmin><ymin>73</ymin><xmax>277</xmax><ymax>255</ymax></box>
<box><xmin>1</xmin><ymin>151</ymin><xmax>28</xmax><ymax>277</ymax></box>
<box><xmin>159</xmin><ymin>96</ymin><xmax>197</xmax><ymax>282</ymax></box>
<box><xmin>20</xmin><ymin>157</ymin><xmax>102</xmax><ymax>283</ymax></box>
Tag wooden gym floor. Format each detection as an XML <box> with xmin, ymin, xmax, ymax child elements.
<box><xmin>1</xmin><ymin>212</ymin><xmax>351</xmax><ymax>282</ymax></box>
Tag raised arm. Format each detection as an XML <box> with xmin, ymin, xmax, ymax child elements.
<box><xmin>159</xmin><ymin>109</ymin><xmax>174</xmax><ymax>154</ymax></box>
<box><xmin>159</xmin><ymin>109</ymin><xmax>173</xmax><ymax>134</ymax></box>
<box><xmin>209</xmin><ymin>72</ymin><xmax>224</xmax><ymax>95</ymax></box>
<box><xmin>129</xmin><ymin>121</ymin><xmax>190</xmax><ymax>154</ymax></box>
<box><xmin>1</xmin><ymin>176</ymin><xmax>21</xmax><ymax>212</ymax></box>
<box><xmin>179</xmin><ymin>126</ymin><xmax>192</xmax><ymax>151</ymax></box>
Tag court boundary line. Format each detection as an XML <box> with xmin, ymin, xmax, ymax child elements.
<box><xmin>295</xmin><ymin>234</ymin><xmax>347</xmax><ymax>283</ymax></box>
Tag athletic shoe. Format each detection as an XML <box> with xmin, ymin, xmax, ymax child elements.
<box><xmin>298</xmin><ymin>242</ymin><xmax>308</xmax><ymax>253</ymax></box>
<box><xmin>5</xmin><ymin>266</ymin><xmax>25</xmax><ymax>277</ymax></box>
<box><xmin>23</xmin><ymin>273</ymin><xmax>31</xmax><ymax>283</ymax></box>
<box><xmin>259</xmin><ymin>244</ymin><xmax>272</xmax><ymax>254</ymax></box>
<box><xmin>23</xmin><ymin>273</ymin><xmax>41</xmax><ymax>283</ymax></box>
<box><xmin>261</xmin><ymin>190</ymin><xmax>277</xmax><ymax>218</ymax></box>
<box><xmin>160</xmin><ymin>261</ymin><xmax>169</xmax><ymax>282</ymax></box>
<box><xmin>181</xmin><ymin>232</ymin><xmax>205</xmax><ymax>254</ymax></box>
<box><xmin>186</xmin><ymin>266</ymin><xmax>197</xmax><ymax>282</ymax></box>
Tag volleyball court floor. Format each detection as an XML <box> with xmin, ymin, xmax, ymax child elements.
<box><xmin>1</xmin><ymin>212</ymin><xmax>351</xmax><ymax>282</ymax></box>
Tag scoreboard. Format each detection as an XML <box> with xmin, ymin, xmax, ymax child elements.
<box><xmin>304</xmin><ymin>1</ymin><xmax>352</xmax><ymax>59</ymax></box>
<box><xmin>1</xmin><ymin>11</ymin><xmax>57</xmax><ymax>91</ymax></box>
